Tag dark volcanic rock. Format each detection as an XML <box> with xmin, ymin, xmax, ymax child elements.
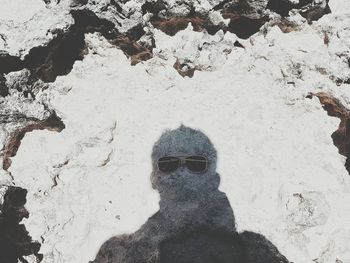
<box><xmin>144</xmin><ymin>0</ymin><xmax>269</xmax><ymax>39</ymax></box>
<box><xmin>0</xmin><ymin>9</ymin><xmax>153</xmax><ymax>85</ymax></box>
<box><xmin>0</xmin><ymin>53</ymin><xmax>24</xmax><ymax>74</ymax></box>
<box><xmin>0</xmin><ymin>74</ymin><xmax>9</xmax><ymax>97</ymax></box>
<box><xmin>267</xmin><ymin>0</ymin><xmax>331</xmax><ymax>22</ymax></box>
<box><xmin>0</xmin><ymin>0</ymin><xmax>332</xmax><ymax>80</ymax></box>
<box><xmin>0</xmin><ymin>186</ymin><xmax>43</xmax><ymax>263</ymax></box>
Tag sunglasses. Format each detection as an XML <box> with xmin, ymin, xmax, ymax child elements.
<box><xmin>157</xmin><ymin>155</ymin><xmax>208</xmax><ymax>173</ymax></box>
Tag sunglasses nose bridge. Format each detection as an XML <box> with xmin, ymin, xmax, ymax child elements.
<box><xmin>174</xmin><ymin>158</ymin><xmax>184</xmax><ymax>171</ymax></box>
<box><xmin>179</xmin><ymin>157</ymin><xmax>186</xmax><ymax>165</ymax></box>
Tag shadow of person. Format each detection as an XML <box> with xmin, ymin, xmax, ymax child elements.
<box><xmin>91</xmin><ymin>125</ymin><xmax>290</xmax><ymax>263</ymax></box>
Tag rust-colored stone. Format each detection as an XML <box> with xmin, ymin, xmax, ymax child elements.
<box><xmin>308</xmin><ymin>92</ymin><xmax>350</xmax><ymax>174</ymax></box>
<box><xmin>151</xmin><ymin>16</ymin><xmax>222</xmax><ymax>36</ymax></box>
<box><xmin>173</xmin><ymin>59</ymin><xmax>198</xmax><ymax>78</ymax></box>
<box><xmin>273</xmin><ymin>19</ymin><xmax>303</xmax><ymax>33</ymax></box>
<box><xmin>111</xmin><ymin>36</ymin><xmax>153</xmax><ymax>65</ymax></box>
<box><xmin>2</xmin><ymin>112</ymin><xmax>65</xmax><ymax>170</ymax></box>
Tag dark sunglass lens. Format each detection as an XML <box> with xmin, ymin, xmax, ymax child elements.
<box><xmin>158</xmin><ymin>157</ymin><xmax>180</xmax><ymax>173</ymax></box>
<box><xmin>185</xmin><ymin>156</ymin><xmax>208</xmax><ymax>173</ymax></box>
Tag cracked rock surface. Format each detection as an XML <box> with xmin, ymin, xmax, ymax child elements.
<box><xmin>1</xmin><ymin>0</ymin><xmax>350</xmax><ymax>262</ymax></box>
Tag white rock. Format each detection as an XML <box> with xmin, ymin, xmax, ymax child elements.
<box><xmin>1</xmin><ymin>0</ymin><xmax>350</xmax><ymax>263</ymax></box>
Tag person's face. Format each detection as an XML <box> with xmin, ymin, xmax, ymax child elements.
<box><xmin>151</xmin><ymin>126</ymin><xmax>219</xmax><ymax>199</ymax></box>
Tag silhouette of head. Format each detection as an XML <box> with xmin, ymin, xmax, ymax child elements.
<box><xmin>151</xmin><ymin>125</ymin><xmax>220</xmax><ymax>201</ymax></box>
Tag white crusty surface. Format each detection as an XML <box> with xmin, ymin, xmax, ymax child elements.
<box><xmin>0</xmin><ymin>0</ymin><xmax>72</xmax><ymax>57</ymax></box>
<box><xmin>1</xmin><ymin>0</ymin><xmax>350</xmax><ymax>262</ymax></box>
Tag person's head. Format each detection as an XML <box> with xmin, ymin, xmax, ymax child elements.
<box><xmin>151</xmin><ymin>125</ymin><xmax>220</xmax><ymax>201</ymax></box>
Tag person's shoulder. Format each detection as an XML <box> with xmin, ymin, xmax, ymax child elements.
<box><xmin>239</xmin><ymin>231</ymin><xmax>290</xmax><ymax>263</ymax></box>
<box><xmin>90</xmin><ymin>234</ymin><xmax>131</xmax><ymax>263</ymax></box>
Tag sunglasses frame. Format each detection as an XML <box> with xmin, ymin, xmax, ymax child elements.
<box><xmin>157</xmin><ymin>155</ymin><xmax>209</xmax><ymax>174</ymax></box>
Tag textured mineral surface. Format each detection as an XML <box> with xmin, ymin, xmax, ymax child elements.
<box><xmin>0</xmin><ymin>0</ymin><xmax>350</xmax><ymax>262</ymax></box>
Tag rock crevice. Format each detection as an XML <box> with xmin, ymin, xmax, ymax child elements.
<box><xmin>308</xmin><ymin>92</ymin><xmax>350</xmax><ymax>174</ymax></box>
<box><xmin>0</xmin><ymin>186</ymin><xmax>42</xmax><ymax>263</ymax></box>
<box><xmin>1</xmin><ymin>111</ymin><xmax>65</xmax><ymax>170</ymax></box>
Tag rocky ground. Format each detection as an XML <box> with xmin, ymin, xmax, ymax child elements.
<box><xmin>0</xmin><ymin>0</ymin><xmax>350</xmax><ymax>262</ymax></box>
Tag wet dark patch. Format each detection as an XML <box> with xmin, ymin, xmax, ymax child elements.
<box><xmin>72</xmin><ymin>9</ymin><xmax>154</xmax><ymax>65</ymax></box>
<box><xmin>228</xmin><ymin>15</ymin><xmax>269</xmax><ymax>39</ymax></box>
<box><xmin>146</xmin><ymin>3</ymin><xmax>268</xmax><ymax>39</ymax></box>
<box><xmin>2</xmin><ymin>111</ymin><xmax>65</xmax><ymax>170</ymax></box>
<box><xmin>70</xmin><ymin>9</ymin><xmax>120</xmax><ymax>37</ymax></box>
<box><xmin>267</xmin><ymin>0</ymin><xmax>331</xmax><ymax>22</ymax></box>
<box><xmin>124</xmin><ymin>24</ymin><xmax>145</xmax><ymax>42</ymax></box>
<box><xmin>0</xmin><ymin>9</ymin><xmax>153</xmax><ymax>86</ymax></box>
<box><xmin>1</xmin><ymin>1</ymin><xmax>327</xmax><ymax>81</ymax></box>
<box><xmin>0</xmin><ymin>74</ymin><xmax>9</xmax><ymax>97</ymax></box>
<box><xmin>141</xmin><ymin>0</ymin><xmax>269</xmax><ymax>39</ymax></box>
<box><xmin>110</xmin><ymin>0</ymin><xmax>124</xmax><ymax>13</ymax></box>
<box><xmin>24</xmin><ymin>30</ymin><xmax>86</xmax><ymax>82</ymax></box>
<box><xmin>213</xmin><ymin>0</ymin><xmax>236</xmax><ymax>11</ymax></box>
<box><xmin>304</xmin><ymin>4</ymin><xmax>331</xmax><ymax>22</ymax></box>
<box><xmin>22</xmin><ymin>9</ymin><xmax>121</xmax><ymax>83</ymax></box>
<box><xmin>307</xmin><ymin>92</ymin><xmax>350</xmax><ymax>174</ymax></box>
<box><xmin>142</xmin><ymin>0</ymin><xmax>168</xmax><ymax>15</ymax></box>
<box><xmin>70</xmin><ymin>0</ymin><xmax>88</xmax><ymax>7</ymax></box>
<box><xmin>0</xmin><ymin>186</ymin><xmax>43</xmax><ymax>263</ymax></box>
<box><xmin>267</xmin><ymin>0</ymin><xmax>305</xmax><ymax>17</ymax></box>
<box><xmin>220</xmin><ymin>5</ymin><xmax>270</xmax><ymax>39</ymax></box>
<box><xmin>0</xmin><ymin>53</ymin><xmax>24</xmax><ymax>74</ymax></box>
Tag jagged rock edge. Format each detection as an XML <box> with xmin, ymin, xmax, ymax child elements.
<box><xmin>0</xmin><ymin>186</ymin><xmax>43</xmax><ymax>262</ymax></box>
<box><xmin>307</xmin><ymin>92</ymin><xmax>350</xmax><ymax>175</ymax></box>
<box><xmin>1</xmin><ymin>111</ymin><xmax>65</xmax><ymax>170</ymax></box>
<box><xmin>0</xmin><ymin>0</ymin><xmax>332</xmax><ymax>81</ymax></box>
